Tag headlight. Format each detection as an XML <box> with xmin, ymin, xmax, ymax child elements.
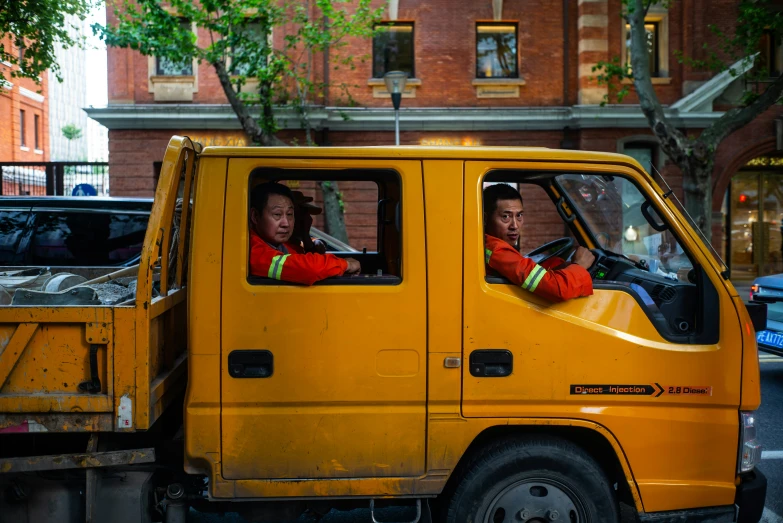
<box><xmin>739</xmin><ymin>411</ymin><xmax>762</xmax><ymax>473</ymax></box>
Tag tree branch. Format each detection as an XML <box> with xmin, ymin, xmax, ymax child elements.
<box><xmin>213</xmin><ymin>60</ymin><xmax>284</xmax><ymax>146</ymax></box>
<box><xmin>700</xmin><ymin>74</ymin><xmax>783</xmax><ymax>147</ymax></box>
<box><xmin>629</xmin><ymin>0</ymin><xmax>688</xmax><ymax>163</ymax></box>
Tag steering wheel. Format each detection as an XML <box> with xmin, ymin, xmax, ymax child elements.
<box><xmin>524</xmin><ymin>237</ymin><xmax>575</xmax><ymax>265</ymax></box>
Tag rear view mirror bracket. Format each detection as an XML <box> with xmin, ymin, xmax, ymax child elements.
<box><xmin>641</xmin><ymin>201</ymin><xmax>668</xmax><ymax>232</ymax></box>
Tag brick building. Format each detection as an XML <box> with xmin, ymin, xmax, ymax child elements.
<box><xmin>87</xmin><ymin>0</ymin><xmax>783</xmax><ymax>281</ymax></box>
<box><xmin>0</xmin><ymin>36</ymin><xmax>50</xmax><ymax>194</ymax></box>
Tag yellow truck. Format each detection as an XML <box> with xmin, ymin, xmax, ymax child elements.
<box><xmin>0</xmin><ymin>136</ymin><xmax>768</xmax><ymax>523</ymax></box>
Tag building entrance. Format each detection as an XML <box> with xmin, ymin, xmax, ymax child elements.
<box><xmin>729</xmin><ymin>158</ymin><xmax>783</xmax><ymax>281</ymax></box>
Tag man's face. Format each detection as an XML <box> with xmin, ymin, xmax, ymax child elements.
<box><xmin>486</xmin><ymin>198</ymin><xmax>524</xmax><ymax>247</ymax></box>
<box><xmin>251</xmin><ymin>193</ymin><xmax>294</xmax><ymax>244</ymax></box>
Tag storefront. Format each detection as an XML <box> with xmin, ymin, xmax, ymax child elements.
<box><xmin>725</xmin><ymin>156</ymin><xmax>783</xmax><ymax>281</ymax></box>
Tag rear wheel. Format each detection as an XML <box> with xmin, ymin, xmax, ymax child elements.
<box><xmin>445</xmin><ymin>436</ymin><xmax>619</xmax><ymax>523</ymax></box>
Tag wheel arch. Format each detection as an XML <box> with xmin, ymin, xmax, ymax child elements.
<box><xmin>438</xmin><ymin>419</ymin><xmax>643</xmax><ymax>513</ymax></box>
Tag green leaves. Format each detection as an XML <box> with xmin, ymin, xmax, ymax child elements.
<box><xmin>61</xmin><ymin>123</ymin><xmax>83</xmax><ymax>140</ymax></box>
<box><xmin>591</xmin><ymin>57</ymin><xmax>632</xmax><ymax>105</ymax></box>
<box><xmin>0</xmin><ymin>0</ymin><xmax>95</xmax><ymax>85</ymax></box>
<box><xmin>95</xmin><ymin>0</ymin><xmax>382</xmax><ymax>145</ymax></box>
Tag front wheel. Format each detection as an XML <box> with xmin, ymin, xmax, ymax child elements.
<box><xmin>445</xmin><ymin>436</ymin><xmax>619</xmax><ymax>523</ymax></box>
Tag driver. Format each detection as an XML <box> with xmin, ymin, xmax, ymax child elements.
<box><xmin>249</xmin><ymin>182</ymin><xmax>361</xmax><ymax>285</ymax></box>
<box><xmin>483</xmin><ymin>184</ymin><xmax>595</xmax><ymax>302</ymax></box>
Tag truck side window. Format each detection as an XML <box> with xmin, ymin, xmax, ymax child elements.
<box><xmin>482</xmin><ymin>171</ymin><xmax>719</xmax><ymax>345</ymax></box>
<box><xmin>247</xmin><ymin>169</ymin><xmax>402</xmax><ymax>286</ymax></box>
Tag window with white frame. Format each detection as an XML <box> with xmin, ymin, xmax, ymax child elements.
<box><xmin>155</xmin><ymin>18</ymin><xmax>194</xmax><ymax>76</ymax></box>
<box><xmin>373</xmin><ymin>22</ymin><xmax>415</xmax><ymax>78</ymax></box>
<box><xmin>230</xmin><ymin>20</ymin><xmax>269</xmax><ymax>77</ymax></box>
<box><xmin>476</xmin><ymin>23</ymin><xmax>518</xmax><ymax>79</ymax></box>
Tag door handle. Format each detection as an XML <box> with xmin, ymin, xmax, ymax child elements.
<box><xmin>469</xmin><ymin>350</ymin><xmax>513</xmax><ymax>377</ymax></box>
<box><xmin>228</xmin><ymin>350</ymin><xmax>274</xmax><ymax>378</ymax></box>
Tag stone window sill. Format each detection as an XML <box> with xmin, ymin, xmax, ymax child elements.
<box><xmin>20</xmin><ymin>146</ymin><xmax>29</xmax><ymax>151</ymax></box>
<box><xmin>621</xmin><ymin>77</ymin><xmax>672</xmax><ymax>85</ymax></box>
<box><xmin>472</xmin><ymin>78</ymin><xmax>526</xmax><ymax>98</ymax></box>
<box><xmin>368</xmin><ymin>78</ymin><xmax>422</xmax><ymax>99</ymax></box>
<box><xmin>149</xmin><ymin>75</ymin><xmax>196</xmax><ymax>102</ymax></box>
<box><xmin>34</xmin><ymin>149</ymin><xmax>43</xmax><ymax>155</ymax></box>
<box><xmin>231</xmin><ymin>76</ymin><xmax>261</xmax><ymax>96</ymax></box>
<box><xmin>150</xmin><ymin>75</ymin><xmax>196</xmax><ymax>84</ymax></box>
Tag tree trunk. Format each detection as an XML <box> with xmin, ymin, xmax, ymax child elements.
<box><xmin>214</xmin><ymin>60</ymin><xmax>350</xmax><ymax>241</ymax></box>
<box><xmin>319</xmin><ymin>181</ymin><xmax>349</xmax><ymax>244</ymax></box>
<box><xmin>680</xmin><ymin>159</ymin><xmax>715</xmax><ymax>243</ymax></box>
<box><xmin>213</xmin><ymin>60</ymin><xmax>284</xmax><ymax>146</ymax></box>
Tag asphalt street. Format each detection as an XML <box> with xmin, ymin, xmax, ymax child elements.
<box><xmin>757</xmin><ymin>352</ymin><xmax>783</xmax><ymax>522</ymax></box>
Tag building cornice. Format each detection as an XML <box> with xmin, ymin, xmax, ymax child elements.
<box><xmin>19</xmin><ymin>86</ymin><xmax>45</xmax><ymax>103</ymax></box>
<box><xmin>86</xmin><ymin>103</ymin><xmax>723</xmax><ymax>132</ymax></box>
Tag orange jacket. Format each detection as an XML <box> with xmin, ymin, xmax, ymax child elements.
<box><xmin>485</xmin><ymin>234</ymin><xmax>593</xmax><ymax>302</ymax></box>
<box><xmin>250</xmin><ymin>231</ymin><xmax>347</xmax><ymax>285</ymax></box>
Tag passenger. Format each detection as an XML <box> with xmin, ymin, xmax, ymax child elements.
<box><xmin>286</xmin><ymin>190</ymin><xmax>327</xmax><ymax>254</ymax></box>
<box><xmin>249</xmin><ymin>182</ymin><xmax>360</xmax><ymax>285</ymax></box>
<box><xmin>483</xmin><ymin>184</ymin><xmax>594</xmax><ymax>302</ymax></box>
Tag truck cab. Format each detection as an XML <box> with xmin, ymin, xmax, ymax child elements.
<box><xmin>184</xmin><ymin>142</ymin><xmax>766</xmax><ymax>522</ymax></box>
<box><xmin>0</xmin><ymin>137</ymin><xmax>766</xmax><ymax>522</ymax></box>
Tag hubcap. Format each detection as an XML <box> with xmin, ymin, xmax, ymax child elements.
<box><xmin>482</xmin><ymin>479</ymin><xmax>586</xmax><ymax>523</ymax></box>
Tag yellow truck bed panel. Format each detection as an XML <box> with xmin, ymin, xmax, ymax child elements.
<box><xmin>0</xmin><ymin>137</ymin><xmax>198</xmax><ymax>433</ymax></box>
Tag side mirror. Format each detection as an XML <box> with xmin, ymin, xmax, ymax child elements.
<box><xmin>746</xmin><ymin>301</ymin><xmax>768</xmax><ymax>333</ymax></box>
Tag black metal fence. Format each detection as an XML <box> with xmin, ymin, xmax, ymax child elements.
<box><xmin>0</xmin><ymin>162</ymin><xmax>110</xmax><ymax>196</ymax></box>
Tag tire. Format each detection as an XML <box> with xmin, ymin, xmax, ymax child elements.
<box><xmin>445</xmin><ymin>436</ymin><xmax>619</xmax><ymax>523</ymax></box>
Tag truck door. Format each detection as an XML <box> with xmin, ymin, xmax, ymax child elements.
<box><xmin>461</xmin><ymin>161</ymin><xmax>744</xmax><ymax>510</ymax></box>
<box><xmin>220</xmin><ymin>158</ymin><xmax>427</xmax><ymax>481</ymax></box>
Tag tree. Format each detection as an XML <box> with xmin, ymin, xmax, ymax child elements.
<box><xmin>96</xmin><ymin>0</ymin><xmax>381</xmax><ymax>240</ymax></box>
<box><xmin>593</xmin><ymin>0</ymin><xmax>783</xmax><ymax>240</ymax></box>
<box><xmin>62</xmin><ymin>123</ymin><xmax>83</xmax><ymax>160</ymax></box>
<box><xmin>0</xmin><ymin>0</ymin><xmax>93</xmax><ymax>86</ymax></box>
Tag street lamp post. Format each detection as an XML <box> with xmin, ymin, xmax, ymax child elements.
<box><xmin>383</xmin><ymin>71</ymin><xmax>408</xmax><ymax>146</ymax></box>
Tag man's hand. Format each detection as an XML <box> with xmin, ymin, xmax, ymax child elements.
<box><xmin>311</xmin><ymin>239</ymin><xmax>327</xmax><ymax>254</ymax></box>
<box><xmin>344</xmin><ymin>258</ymin><xmax>361</xmax><ymax>275</ymax></box>
<box><xmin>573</xmin><ymin>246</ymin><xmax>596</xmax><ymax>270</ymax></box>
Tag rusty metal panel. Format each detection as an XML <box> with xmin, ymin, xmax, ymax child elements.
<box><xmin>0</xmin><ymin>448</ymin><xmax>155</xmax><ymax>473</ymax></box>
<box><xmin>0</xmin><ymin>413</ymin><xmax>113</xmax><ymax>433</ymax></box>
<box><xmin>0</xmin><ymin>323</ymin><xmax>39</xmax><ymax>388</ymax></box>
<box><xmin>0</xmin><ymin>322</ymin><xmax>113</xmax><ymax>399</ymax></box>
<box><xmin>85</xmin><ymin>322</ymin><xmax>111</xmax><ymax>345</ymax></box>
<box><xmin>112</xmin><ymin>307</ymin><xmax>137</xmax><ymax>432</ymax></box>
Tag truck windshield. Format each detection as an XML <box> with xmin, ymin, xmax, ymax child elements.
<box><xmin>556</xmin><ymin>173</ymin><xmax>694</xmax><ymax>282</ymax></box>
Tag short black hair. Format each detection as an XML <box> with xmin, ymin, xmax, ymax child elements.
<box><xmin>251</xmin><ymin>182</ymin><xmax>294</xmax><ymax>213</ymax></box>
<box><xmin>483</xmin><ymin>183</ymin><xmax>523</xmax><ymax>216</ymax></box>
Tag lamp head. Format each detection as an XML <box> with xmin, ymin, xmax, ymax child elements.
<box><xmin>383</xmin><ymin>71</ymin><xmax>408</xmax><ymax>94</ymax></box>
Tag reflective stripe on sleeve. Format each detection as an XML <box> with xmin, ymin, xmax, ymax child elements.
<box><xmin>485</xmin><ymin>248</ymin><xmax>492</xmax><ymax>264</ymax></box>
<box><xmin>268</xmin><ymin>254</ymin><xmax>290</xmax><ymax>280</ymax></box>
<box><xmin>522</xmin><ymin>264</ymin><xmax>546</xmax><ymax>293</ymax></box>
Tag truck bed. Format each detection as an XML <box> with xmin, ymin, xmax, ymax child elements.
<box><xmin>0</xmin><ymin>137</ymin><xmax>198</xmax><ymax>434</ymax></box>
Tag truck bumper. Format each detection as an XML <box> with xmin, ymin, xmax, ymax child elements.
<box><xmin>736</xmin><ymin>469</ymin><xmax>767</xmax><ymax>523</ymax></box>
<box><xmin>638</xmin><ymin>469</ymin><xmax>767</xmax><ymax>523</ymax></box>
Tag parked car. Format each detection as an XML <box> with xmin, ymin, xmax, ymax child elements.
<box><xmin>750</xmin><ymin>273</ymin><xmax>783</xmax><ymax>355</ymax></box>
<box><xmin>0</xmin><ymin>196</ymin><xmax>354</xmax><ymax>268</ymax></box>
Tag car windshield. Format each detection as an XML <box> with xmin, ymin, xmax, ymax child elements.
<box><xmin>555</xmin><ymin>173</ymin><xmax>694</xmax><ymax>282</ymax></box>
